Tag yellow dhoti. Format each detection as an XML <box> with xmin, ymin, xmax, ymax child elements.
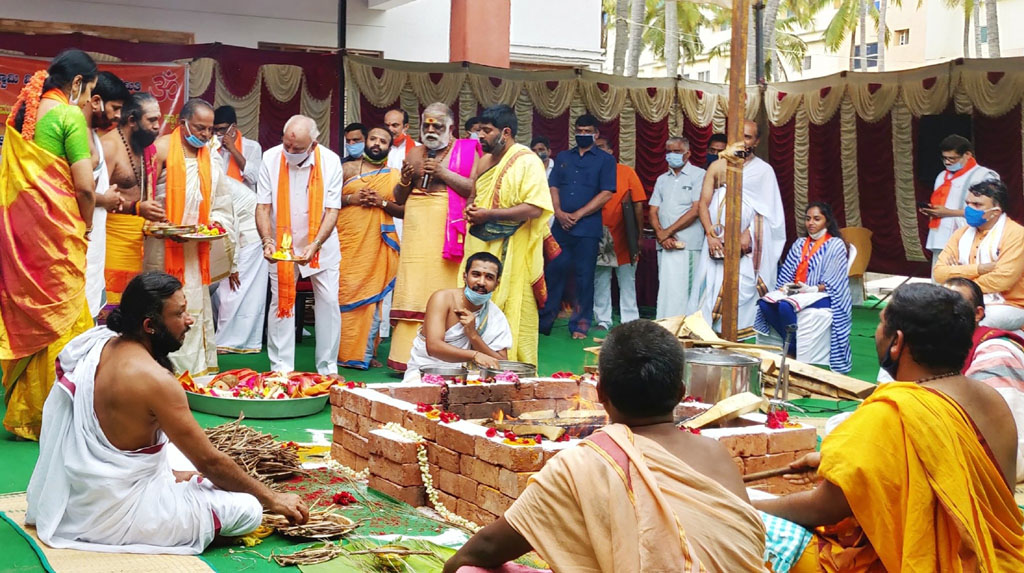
<box><xmin>103</xmin><ymin>213</ymin><xmax>145</xmax><ymax>307</ymax></box>
<box><xmin>387</xmin><ymin>190</ymin><xmax>462</xmax><ymax>371</ymax></box>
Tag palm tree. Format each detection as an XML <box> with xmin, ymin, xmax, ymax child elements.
<box><xmin>876</xmin><ymin>0</ymin><xmax>887</xmax><ymax>70</ymax></box>
<box><xmin>625</xmin><ymin>0</ymin><xmax>647</xmax><ymax>76</ymax></box>
<box><xmin>973</xmin><ymin>1</ymin><xmax>982</xmax><ymax>56</ymax></box>
<box><xmin>764</xmin><ymin>0</ymin><xmax>782</xmax><ymax>80</ymax></box>
<box><xmin>642</xmin><ymin>0</ymin><xmax>705</xmax><ymax>77</ymax></box>
<box><xmin>823</xmin><ymin>0</ymin><xmax>868</xmax><ymax>70</ymax></box>
<box><xmin>986</xmin><ymin>0</ymin><xmax>1000</xmax><ymax>57</ymax></box>
<box><xmin>665</xmin><ymin>0</ymin><xmax>679</xmax><ymax>77</ymax></box>
<box><xmin>611</xmin><ymin>0</ymin><xmax>630</xmax><ymax>75</ymax></box>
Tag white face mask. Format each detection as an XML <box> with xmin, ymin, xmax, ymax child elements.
<box><xmin>809</xmin><ymin>227</ymin><xmax>827</xmax><ymax>240</ymax></box>
<box><xmin>70</xmin><ymin>80</ymin><xmax>83</xmax><ymax>105</ymax></box>
<box><xmin>284</xmin><ymin>145</ymin><xmax>312</xmax><ymax>166</ymax></box>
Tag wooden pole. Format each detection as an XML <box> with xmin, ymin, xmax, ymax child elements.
<box><xmin>722</xmin><ymin>0</ymin><xmax>749</xmax><ymax>342</ymax></box>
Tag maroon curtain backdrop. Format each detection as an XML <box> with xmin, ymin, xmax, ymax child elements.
<box><xmin>974</xmin><ymin>105</ymin><xmax>1024</xmax><ymax>222</ymax></box>
<box><xmin>598</xmin><ymin>116</ymin><xmax>620</xmax><ymax>160</ymax></box>
<box><xmin>769</xmin><ymin>118</ymin><xmax>797</xmax><ymax>245</ymax></box>
<box><xmin>911</xmin><ymin>114</ymin><xmax>934</xmax><ymax>258</ymax></box>
<box><xmin>634</xmin><ymin>115</ymin><xmax>669</xmax><ymax>192</ymax></box>
<box><xmin>359</xmin><ymin>95</ymin><xmax>392</xmax><ymax>136</ymax></box>
<box><xmin>532</xmin><ymin>110</ymin><xmax>569</xmax><ymax>155</ymax></box>
<box><xmin>682</xmin><ymin>117</ymin><xmax>713</xmax><ymax>169</ymax></box>
<box><xmin>259</xmin><ymin>82</ymin><xmax>302</xmax><ymax>151</ymax></box>
<box><xmin>807</xmin><ymin>113</ymin><xmax>845</xmax><ymax>226</ymax></box>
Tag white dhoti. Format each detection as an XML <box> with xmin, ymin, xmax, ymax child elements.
<box><xmin>594</xmin><ymin>264</ymin><xmax>639</xmax><ymax>327</ymax></box>
<box><xmin>85</xmin><ymin>130</ymin><xmax>109</xmax><ymax>318</ymax></box>
<box><xmin>656</xmin><ymin>249</ymin><xmax>704</xmax><ymax>319</ymax></box>
<box><xmin>25</xmin><ymin>327</ymin><xmax>262</xmax><ymax>554</ymax></box>
<box><xmin>402</xmin><ymin>301</ymin><xmax>513</xmax><ymax>382</ymax></box>
<box><xmin>267</xmin><ymin>265</ymin><xmax>340</xmax><ymax>375</ymax></box>
<box><xmin>214</xmin><ymin>242</ymin><xmax>268</xmax><ymax>353</ymax></box>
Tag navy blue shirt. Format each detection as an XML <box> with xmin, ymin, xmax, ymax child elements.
<box><xmin>548</xmin><ymin>146</ymin><xmax>617</xmax><ymax>238</ymax></box>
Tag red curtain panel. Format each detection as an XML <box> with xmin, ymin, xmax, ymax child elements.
<box><xmin>974</xmin><ymin>105</ymin><xmax>1024</xmax><ymax>222</ymax></box>
<box><xmin>807</xmin><ymin>113</ymin><xmax>845</xmax><ymax>226</ymax></box>
<box><xmin>769</xmin><ymin>118</ymin><xmax>797</xmax><ymax>245</ymax></box>
<box><xmin>634</xmin><ymin>114</ymin><xmax>669</xmax><ymax>193</ymax></box>
<box><xmin>531</xmin><ymin>109</ymin><xmax>570</xmax><ymax>156</ymax></box>
<box><xmin>259</xmin><ymin>81</ymin><xmax>302</xmax><ymax>151</ymax></box>
<box><xmin>682</xmin><ymin>117</ymin><xmax>713</xmax><ymax>170</ymax></box>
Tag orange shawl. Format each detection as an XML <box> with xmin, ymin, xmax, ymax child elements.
<box><xmin>275</xmin><ymin>146</ymin><xmax>324</xmax><ymax>318</ymax></box>
<box><xmin>929</xmin><ymin>156</ymin><xmax>977</xmax><ymax>229</ymax></box>
<box><xmin>224</xmin><ymin>130</ymin><xmax>243</xmax><ymax>182</ymax></box>
<box><xmin>794</xmin><ymin>234</ymin><xmax>830</xmax><ymax>284</ymax></box>
<box><xmin>165</xmin><ymin>126</ymin><xmax>212</xmax><ymax>284</ymax></box>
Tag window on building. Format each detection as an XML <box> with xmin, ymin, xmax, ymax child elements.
<box><xmin>698</xmin><ymin>71</ymin><xmax>710</xmax><ymax>82</ymax></box>
<box><xmin>803</xmin><ymin>56</ymin><xmax>812</xmax><ymax>70</ymax></box>
<box><xmin>853</xmin><ymin>42</ymin><xmax>879</xmax><ymax>70</ymax></box>
<box><xmin>896</xmin><ymin>29</ymin><xmax>909</xmax><ymax>46</ymax></box>
<box><xmin>981</xmin><ymin>26</ymin><xmax>988</xmax><ymax>43</ymax></box>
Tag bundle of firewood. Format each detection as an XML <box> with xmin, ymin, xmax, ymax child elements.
<box><xmin>204</xmin><ymin>416</ymin><xmax>305</xmax><ymax>484</ymax></box>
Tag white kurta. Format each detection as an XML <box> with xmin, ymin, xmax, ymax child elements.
<box><xmin>403</xmin><ymin>301</ymin><xmax>513</xmax><ymax>382</ymax></box>
<box><xmin>925</xmin><ymin>163</ymin><xmax>999</xmax><ymax>253</ymax></box>
<box><xmin>213</xmin><ymin>177</ymin><xmax>267</xmax><ymax>353</ymax></box>
<box><xmin>144</xmin><ymin>146</ymin><xmax>236</xmax><ymax>376</ymax></box>
<box><xmin>217</xmin><ymin>136</ymin><xmax>262</xmax><ymax>191</ymax></box>
<box><xmin>650</xmin><ymin>163</ymin><xmax>707</xmax><ymax>319</ymax></box>
<box><xmin>700</xmin><ymin>157</ymin><xmax>785</xmax><ymax>334</ymax></box>
<box><xmin>85</xmin><ymin>130</ymin><xmax>110</xmax><ymax>318</ymax></box>
<box><xmin>25</xmin><ymin>327</ymin><xmax>262</xmax><ymax>554</ymax></box>
<box><xmin>383</xmin><ymin>137</ymin><xmax>417</xmax><ymax>336</ymax></box>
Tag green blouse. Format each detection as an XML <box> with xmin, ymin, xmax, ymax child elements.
<box><xmin>33</xmin><ymin>104</ymin><xmax>91</xmax><ymax>165</ymax></box>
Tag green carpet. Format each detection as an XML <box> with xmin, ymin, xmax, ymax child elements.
<box><xmin>0</xmin><ymin>308</ymin><xmax>884</xmax><ymax>571</ymax></box>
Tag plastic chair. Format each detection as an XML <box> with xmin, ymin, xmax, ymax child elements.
<box><xmin>840</xmin><ymin>227</ymin><xmax>873</xmax><ymax>305</ymax></box>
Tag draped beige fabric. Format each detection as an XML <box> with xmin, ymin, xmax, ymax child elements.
<box><xmin>300</xmin><ymin>79</ymin><xmax>332</xmax><ymax>146</ymax></box>
<box><xmin>261</xmin><ymin>64</ymin><xmax>303</xmax><ymax>103</ymax></box>
<box><xmin>629</xmin><ymin>86</ymin><xmax>674</xmax><ymax>123</ymax></box>
<box><xmin>793</xmin><ymin>107</ymin><xmax>809</xmax><ymax>234</ymax></box>
<box><xmin>188</xmin><ymin>58</ymin><xmax>215</xmax><ymax>99</ymax></box>
<box><xmin>579</xmin><ymin>81</ymin><xmax>628</xmax><ymax>122</ymax></box>
<box><xmin>891</xmin><ymin>98</ymin><xmax>927</xmax><ymax>261</ymax></box>
<box><xmin>527</xmin><ymin>79</ymin><xmax>577</xmax><ymax>118</ymax></box>
<box><xmin>214</xmin><ymin>66</ymin><xmax>260</xmax><ymax>140</ymax></box>
<box><xmin>839</xmin><ymin>95</ymin><xmax>862</xmax><ymax>227</ymax></box>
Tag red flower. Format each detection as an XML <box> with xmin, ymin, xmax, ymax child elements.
<box><xmin>504</xmin><ymin>430</ymin><xmax>517</xmax><ymax>440</ymax></box>
<box><xmin>556</xmin><ymin>434</ymin><xmax>571</xmax><ymax>442</ymax></box>
<box><xmin>766</xmin><ymin>409</ymin><xmax>789</xmax><ymax>430</ymax></box>
<box><xmin>486</xmin><ymin>427</ymin><xmax>498</xmax><ymax>438</ymax></box>
<box><xmin>534</xmin><ymin>434</ymin><xmax>543</xmax><ymax>443</ymax></box>
<box><xmin>332</xmin><ymin>491</ymin><xmax>357</xmax><ymax>506</ymax></box>
<box><xmin>346</xmin><ymin>381</ymin><xmax>356</xmax><ymax>389</ymax></box>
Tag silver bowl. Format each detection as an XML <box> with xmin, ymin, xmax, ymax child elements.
<box><xmin>479</xmin><ymin>360</ymin><xmax>537</xmax><ymax>379</ymax></box>
<box><xmin>419</xmin><ymin>366</ymin><xmax>469</xmax><ymax>383</ymax></box>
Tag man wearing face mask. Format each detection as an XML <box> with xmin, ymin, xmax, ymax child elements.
<box><xmin>705</xmin><ymin>133</ymin><xmax>727</xmax><ymax>169</ymax></box>
<box><xmin>933</xmin><ymin>179</ymin><xmax>1024</xmax><ymax>331</ymax></box>
<box><xmin>539</xmin><ymin>114</ymin><xmax>617</xmax><ymax>340</ymax></box>
<box><xmin>462</xmin><ymin>104</ymin><xmax>553</xmax><ymax>365</ymax></box>
<box><xmin>337</xmin><ymin>126</ymin><xmax>404</xmax><ymax>370</ymax></box>
<box><xmin>403</xmin><ymin>252</ymin><xmax>513</xmax><ymax>382</ymax></box>
<box><xmin>101</xmin><ymin>92</ymin><xmax>164</xmax><ymax>315</ymax></box>
<box><xmin>212</xmin><ymin>106</ymin><xmax>261</xmax><ymax>192</ymax></box>
<box><xmin>464</xmin><ymin>116</ymin><xmax>483</xmax><ymax>139</ymax></box>
<box><xmin>920</xmin><ymin>135</ymin><xmax>999</xmax><ymax>271</ymax></box>
<box><xmin>531</xmin><ymin>136</ymin><xmax>555</xmax><ymax>179</ymax></box>
<box><xmin>650</xmin><ymin>135</ymin><xmax>707</xmax><ymax>319</ymax></box>
<box><xmin>255</xmin><ymin>115</ymin><xmax>342</xmax><ymax>376</ymax></box>
<box><xmin>388</xmin><ymin>102</ymin><xmax>480</xmax><ymax>371</ymax></box>
<box><xmin>341</xmin><ymin>122</ymin><xmax>367</xmax><ymax>164</ymax></box>
<box><xmin>83</xmin><ymin>71</ymin><xmax>131</xmax><ymax>320</ymax></box>
<box><xmin>145</xmin><ymin>98</ymin><xmax>237</xmax><ymax>376</ymax></box>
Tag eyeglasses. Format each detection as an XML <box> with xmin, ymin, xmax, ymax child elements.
<box><xmin>184</xmin><ymin>121</ymin><xmax>213</xmax><ymax>137</ymax></box>
<box><xmin>941</xmin><ymin>154</ymin><xmax>962</xmax><ymax>164</ymax></box>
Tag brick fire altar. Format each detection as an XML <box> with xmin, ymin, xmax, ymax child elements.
<box><xmin>330</xmin><ymin>378</ymin><xmax>816</xmax><ymax>526</ymax></box>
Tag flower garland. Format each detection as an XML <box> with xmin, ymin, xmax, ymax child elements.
<box><xmin>382</xmin><ymin>422</ymin><xmax>481</xmax><ymax>532</ymax></box>
<box><xmin>325</xmin><ymin>458</ymin><xmax>370</xmax><ymax>481</ymax></box>
<box><xmin>12</xmin><ymin>70</ymin><xmax>48</xmax><ymax>141</ymax></box>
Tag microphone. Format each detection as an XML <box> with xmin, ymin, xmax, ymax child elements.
<box><xmin>422</xmin><ymin>148</ymin><xmax>437</xmax><ymax>189</ymax></box>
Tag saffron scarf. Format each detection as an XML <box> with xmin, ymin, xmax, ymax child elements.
<box><xmin>929</xmin><ymin>156</ymin><xmax>977</xmax><ymax>229</ymax></box>
<box><xmin>164</xmin><ymin>127</ymin><xmax>212</xmax><ymax>284</ymax></box>
<box><xmin>442</xmin><ymin>138</ymin><xmax>482</xmax><ymax>261</ymax></box>
<box><xmin>275</xmin><ymin>146</ymin><xmax>324</xmax><ymax>318</ymax></box>
<box><xmin>794</xmin><ymin>234</ymin><xmax>830</xmax><ymax>284</ymax></box>
<box><xmin>224</xmin><ymin>130</ymin><xmax>243</xmax><ymax>182</ymax></box>
<box><xmin>392</xmin><ymin>133</ymin><xmax>413</xmax><ymax>151</ymax></box>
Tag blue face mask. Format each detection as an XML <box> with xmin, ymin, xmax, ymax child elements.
<box><xmin>666</xmin><ymin>152</ymin><xmax>685</xmax><ymax>169</ymax></box>
<box><xmin>463</xmin><ymin>285</ymin><xmax>491</xmax><ymax>307</ymax></box>
<box><xmin>946</xmin><ymin>161</ymin><xmax>964</xmax><ymax>172</ymax></box>
<box><xmin>345</xmin><ymin>142</ymin><xmax>365</xmax><ymax>158</ymax></box>
<box><xmin>575</xmin><ymin>134</ymin><xmax>594</xmax><ymax>149</ymax></box>
<box><xmin>705</xmin><ymin>153</ymin><xmax>718</xmax><ymax>167</ymax></box>
<box><xmin>182</xmin><ymin>122</ymin><xmax>207</xmax><ymax>149</ymax></box>
<box><xmin>964</xmin><ymin>205</ymin><xmax>995</xmax><ymax>227</ymax></box>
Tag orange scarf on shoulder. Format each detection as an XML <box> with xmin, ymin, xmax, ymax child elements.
<box><xmin>794</xmin><ymin>234</ymin><xmax>830</xmax><ymax>284</ymax></box>
<box><xmin>165</xmin><ymin>126</ymin><xmax>212</xmax><ymax>284</ymax></box>
<box><xmin>275</xmin><ymin>146</ymin><xmax>324</xmax><ymax>318</ymax></box>
<box><xmin>224</xmin><ymin>130</ymin><xmax>243</xmax><ymax>182</ymax></box>
<box><xmin>929</xmin><ymin>156</ymin><xmax>977</xmax><ymax>229</ymax></box>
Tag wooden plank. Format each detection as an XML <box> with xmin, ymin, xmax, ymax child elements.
<box><xmin>682</xmin><ymin>392</ymin><xmax>764</xmax><ymax>429</ymax></box>
<box><xmin>0</xmin><ymin>18</ymin><xmax>193</xmax><ymax>45</ymax></box>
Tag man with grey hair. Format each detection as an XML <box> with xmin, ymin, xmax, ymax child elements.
<box><xmin>144</xmin><ymin>98</ymin><xmax>236</xmax><ymax>376</ymax></box>
<box><xmin>255</xmin><ymin>114</ymin><xmax>343</xmax><ymax>375</ymax></box>
<box><xmin>650</xmin><ymin>135</ymin><xmax>707</xmax><ymax>318</ymax></box>
<box><xmin>388</xmin><ymin>102</ymin><xmax>481</xmax><ymax>371</ymax></box>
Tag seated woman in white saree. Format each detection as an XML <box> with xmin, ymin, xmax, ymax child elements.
<box><xmin>755</xmin><ymin>202</ymin><xmax>852</xmax><ymax>373</ymax></box>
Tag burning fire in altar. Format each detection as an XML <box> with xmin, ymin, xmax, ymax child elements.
<box><xmin>481</xmin><ymin>393</ymin><xmax>609</xmax><ymax>442</ymax></box>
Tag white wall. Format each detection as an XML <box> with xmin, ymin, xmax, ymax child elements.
<box><xmin>346</xmin><ymin>0</ymin><xmax>451</xmax><ymax>62</ymax></box>
<box><xmin>510</xmin><ymin>0</ymin><xmax>604</xmax><ymax>68</ymax></box>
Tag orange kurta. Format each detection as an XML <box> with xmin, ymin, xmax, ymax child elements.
<box><xmin>600</xmin><ymin>163</ymin><xmax>646</xmax><ymax>265</ymax></box>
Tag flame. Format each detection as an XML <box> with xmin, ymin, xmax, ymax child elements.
<box><xmin>281</xmin><ymin>233</ymin><xmax>292</xmax><ymax>251</ymax></box>
<box><xmin>495</xmin><ymin>410</ymin><xmax>504</xmax><ymax>423</ymax></box>
<box><xmin>570</xmin><ymin>395</ymin><xmax>599</xmax><ymax>411</ymax></box>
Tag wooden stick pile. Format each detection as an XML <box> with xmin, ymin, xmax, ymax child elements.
<box><xmin>263</xmin><ymin>510</ymin><xmax>359</xmax><ymax>539</ymax></box>
<box><xmin>204</xmin><ymin>417</ymin><xmax>304</xmax><ymax>484</ymax></box>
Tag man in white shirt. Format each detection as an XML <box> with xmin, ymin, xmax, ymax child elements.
<box><xmin>212</xmin><ymin>106</ymin><xmax>261</xmax><ymax>192</ymax></box>
<box><xmin>256</xmin><ymin>115</ymin><xmax>342</xmax><ymax>375</ymax></box>
<box><xmin>382</xmin><ymin>108</ymin><xmax>418</xmax><ymax>338</ymax></box>
<box><xmin>919</xmin><ymin>134</ymin><xmax>999</xmax><ymax>271</ymax></box>
<box><xmin>650</xmin><ymin>136</ymin><xmax>707</xmax><ymax>319</ymax></box>
<box><xmin>531</xmin><ymin>135</ymin><xmax>555</xmax><ymax>178</ymax></box>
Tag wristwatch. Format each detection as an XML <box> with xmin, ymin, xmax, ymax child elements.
<box><xmin>381</xmin><ymin>199</ymin><xmax>389</xmax><ymax>209</ymax></box>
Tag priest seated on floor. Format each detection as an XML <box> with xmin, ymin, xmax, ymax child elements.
<box><xmin>25</xmin><ymin>272</ymin><xmax>307</xmax><ymax>554</ymax></box>
<box><xmin>755</xmin><ymin>202</ymin><xmax>853</xmax><ymax>373</ymax></box>
<box><xmin>442</xmin><ymin>319</ymin><xmax>767</xmax><ymax>572</ymax></box>
<box><xmin>403</xmin><ymin>252</ymin><xmax>513</xmax><ymax>382</ymax></box>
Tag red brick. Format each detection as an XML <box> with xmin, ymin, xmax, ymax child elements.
<box><xmin>446</xmin><ymin>404</ymin><xmax>466</xmax><ymax>418</ymax></box>
<box><xmin>456</xmin><ymin>499</ymin><xmax>497</xmax><ymax>526</ymax></box>
<box><xmin>767</xmin><ymin>427</ymin><xmax>817</xmax><ymax>454</ymax></box>
<box><xmin>746</xmin><ymin>475</ymin><xmax>813</xmax><ymax>496</ymax></box>
<box><xmin>673</xmin><ymin>403</ymin><xmax>708</xmax><ymax>421</ymax></box>
<box><xmin>511</xmin><ymin>399</ymin><xmax>555</xmax><ymax>417</ymax></box>
<box><xmin>435</xmin><ymin>422</ymin><xmax>478</xmax><ymax>454</ymax></box>
<box><xmin>371</xmin><ymin>385</ymin><xmax>391</xmax><ymax>394</ymax></box>
<box><xmin>438</xmin><ymin>469</ymin><xmax>479</xmax><ymax>503</ymax></box>
<box><xmin>339</xmin><ymin>388</ymin><xmax>372</xmax><ymax>416</ymax></box>
<box><xmin>463</xmin><ymin>401</ymin><xmax>511</xmax><ymax>420</ymax></box>
<box><xmin>403</xmin><ymin>411</ymin><xmax>439</xmax><ymax>441</ymax></box>
<box><xmin>730</xmin><ymin>456</ymin><xmax>744</xmax><ymax>473</ymax></box>
<box><xmin>447</xmin><ymin>384</ymin><xmax>492</xmax><ymax>404</ymax></box>
<box><xmin>578</xmin><ymin>383</ymin><xmax>599</xmax><ymax>402</ymax></box>
<box><xmin>716</xmin><ymin>432</ymin><xmax>768</xmax><ymax>457</ymax></box>
<box><xmin>433</xmin><ymin>490</ymin><xmax>461</xmax><ymax>513</ymax></box>
<box><xmin>475</xmin><ymin>437</ymin><xmax>544</xmax><ymax>472</ymax></box>
<box><xmin>427</xmin><ymin>463</ymin><xmax>442</xmax><ymax>489</ymax></box>
<box><xmin>340</xmin><ymin>428</ymin><xmax>369</xmax><ymax>458</ymax></box>
<box><xmin>358</xmin><ymin>415</ymin><xmax>379</xmax><ymax>435</ymax></box>
<box><xmin>368</xmin><ymin>475</ymin><xmax>426</xmax><ymax>507</ymax></box>
<box><xmin>461</xmin><ymin>455</ymin><xmax>501</xmax><ymax>489</ymax></box>
<box><xmin>332</xmin><ymin>425</ymin><xmax>346</xmax><ymax>445</ymax></box>
<box><xmin>477</xmin><ymin>484</ymin><xmax>515</xmax><ymax>515</ymax></box>
<box><xmin>498</xmin><ymin>468</ymin><xmax>535</xmax><ymax>497</ymax></box>
<box><xmin>370</xmin><ymin>399</ymin><xmax>406</xmax><ymax>425</ymax></box>
<box><xmin>488</xmin><ymin>383</ymin><xmax>535</xmax><ymax>402</ymax></box>
<box><xmin>369</xmin><ymin>456</ymin><xmax>424</xmax><ymax>487</ymax></box>
<box><xmin>330</xmin><ymin>442</ymin><xmax>368</xmax><ymax>472</ymax></box>
<box><xmin>391</xmin><ymin>384</ymin><xmax>443</xmax><ymax>405</ymax></box>
<box><xmin>368</xmin><ymin>429</ymin><xmax>420</xmax><ymax>464</ymax></box>
<box><xmin>533</xmin><ymin>379</ymin><xmax>579</xmax><ymax>399</ymax></box>
<box><xmin>427</xmin><ymin>442</ymin><xmax>461</xmax><ymax>473</ymax></box>
<box><xmin>553</xmin><ymin>399</ymin><xmax>576</xmax><ymax>413</ymax></box>
<box><xmin>331</xmin><ymin>405</ymin><xmax>360</xmax><ymax>431</ymax></box>
<box><xmin>329</xmin><ymin>385</ymin><xmax>346</xmax><ymax>407</ymax></box>
<box><xmin>743</xmin><ymin>452</ymin><xmax>798</xmax><ymax>475</ymax></box>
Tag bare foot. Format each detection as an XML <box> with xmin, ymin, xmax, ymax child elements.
<box><xmin>370</xmin><ymin>359</ymin><xmax>383</xmax><ymax>368</ymax></box>
<box><xmin>571</xmin><ymin>332</ymin><xmax>587</xmax><ymax>340</ymax></box>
